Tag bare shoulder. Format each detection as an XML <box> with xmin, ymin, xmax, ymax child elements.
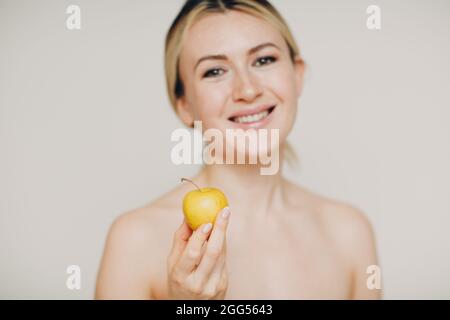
<box><xmin>320</xmin><ymin>198</ymin><xmax>376</xmax><ymax>248</ymax></box>
<box><xmin>285</xmin><ymin>179</ymin><xmax>381</xmax><ymax>298</ymax></box>
<box><xmin>289</xmin><ymin>178</ymin><xmax>373</xmax><ymax>238</ymax></box>
<box><xmin>106</xmin><ymin>194</ymin><xmax>177</xmax><ymax>248</ymax></box>
<box><xmin>107</xmin><ymin>182</ymin><xmax>191</xmax><ymax>243</ymax></box>
<box><xmin>315</xmin><ymin>196</ymin><xmax>381</xmax><ymax>299</ymax></box>
<box><xmin>95</xmin><ymin>184</ymin><xmax>187</xmax><ymax>299</ymax></box>
<box><xmin>285</xmin><ymin>179</ymin><xmax>378</xmax><ymax>260</ymax></box>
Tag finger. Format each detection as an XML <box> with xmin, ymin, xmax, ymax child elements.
<box><xmin>218</xmin><ymin>263</ymin><xmax>228</xmax><ymax>293</ymax></box>
<box><xmin>199</xmin><ymin>240</ymin><xmax>208</xmax><ymax>263</ymax></box>
<box><xmin>168</xmin><ymin>220</ymin><xmax>192</xmax><ymax>268</ymax></box>
<box><xmin>176</xmin><ymin>222</ymin><xmax>213</xmax><ymax>276</ymax></box>
<box><xmin>203</xmin><ymin>249</ymin><xmax>226</xmax><ymax>289</ymax></box>
<box><xmin>197</xmin><ymin>244</ymin><xmax>228</xmax><ymax>298</ymax></box>
<box><xmin>195</xmin><ymin>207</ymin><xmax>230</xmax><ymax>280</ymax></box>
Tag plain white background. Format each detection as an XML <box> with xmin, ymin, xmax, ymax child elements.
<box><xmin>1</xmin><ymin>0</ymin><xmax>449</xmax><ymax>299</ymax></box>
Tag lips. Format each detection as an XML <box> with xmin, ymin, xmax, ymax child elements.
<box><xmin>228</xmin><ymin>105</ymin><xmax>276</xmax><ymax>123</ymax></box>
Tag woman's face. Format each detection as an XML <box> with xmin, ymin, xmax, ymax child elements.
<box><xmin>177</xmin><ymin>10</ymin><xmax>304</xmax><ymax>152</ymax></box>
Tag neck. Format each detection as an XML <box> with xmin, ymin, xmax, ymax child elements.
<box><xmin>193</xmin><ymin>159</ymin><xmax>287</xmax><ymax>222</ymax></box>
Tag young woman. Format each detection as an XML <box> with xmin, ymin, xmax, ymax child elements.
<box><xmin>95</xmin><ymin>0</ymin><xmax>381</xmax><ymax>299</ymax></box>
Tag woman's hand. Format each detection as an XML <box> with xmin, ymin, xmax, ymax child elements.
<box><xmin>167</xmin><ymin>207</ymin><xmax>231</xmax><ymax>299</ymax></box>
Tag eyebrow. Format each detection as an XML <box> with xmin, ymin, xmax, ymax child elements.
<box><xmin>194</xmin><ymin>42</ymin><xmax>281</xmax><ymax>72</ymax></box>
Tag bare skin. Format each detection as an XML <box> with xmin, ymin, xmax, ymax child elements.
<box><xmin>95</xmin><ymin>11</ymin><xmax>381</xmax><ymax>299</ymax></box>
<box><xmin>95</xmin><ymin>166</ymin><xmax>381</xmax><ymax>299</ymax></box>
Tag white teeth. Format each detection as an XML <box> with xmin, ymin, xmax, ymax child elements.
<box><xmin>235</xmin><ymin>110</ymin><xmax>269</xmax><ymax>123</ymax></box>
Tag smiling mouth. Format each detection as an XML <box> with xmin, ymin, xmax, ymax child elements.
<box><xmin>228</xmin><ymin>105</ymin><xmax>276</xmax><ymax>124</ymax></box>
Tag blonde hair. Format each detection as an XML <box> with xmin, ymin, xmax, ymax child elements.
<box><xmin>164</xmin><ymin>0</ymin><xmax>301</xmax><ymax>166</ymax></box>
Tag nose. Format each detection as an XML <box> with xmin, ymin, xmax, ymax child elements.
<box><xmin>231</xmin><ymin>69</ymin><xmax>262</xmax><ymax>102</ymax></box>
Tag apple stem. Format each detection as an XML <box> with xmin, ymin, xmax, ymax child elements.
<box><xmin>181</xmin><ymin>177</ymin><xmax>201</xmax><ymax>191</ymax></box>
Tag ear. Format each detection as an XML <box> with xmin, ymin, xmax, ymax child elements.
<box><xmin>293</xmin><ymin>57</ymin><xmax>305</xmax><ymax>98</ymax></box>
<box><xmin>175</xmin><ymin>96</ymin><xmax>195</xmax><ymax>128</ymax></box>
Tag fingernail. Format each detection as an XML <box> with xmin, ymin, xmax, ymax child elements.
<box><xmin>202</xmin><ymin>223</ymin><xmax>212</xmax><ymax>234</ymax></box>
<box><xmin>221</xmin><ymin>207</ymin><xmax>230</xmax><ymax>219</ymax></box>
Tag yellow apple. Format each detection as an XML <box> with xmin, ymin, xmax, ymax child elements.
<box><xmin>181</xmin><ymin>178</ymin><xmax>228</xmax><ymax>230</ymax></box>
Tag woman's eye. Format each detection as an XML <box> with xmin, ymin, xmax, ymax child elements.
<box><xmin>254</xmin><ymin>56</ymin><xmax>277</xmax><ymax>67</ymax></box>
<box><xmin>203</xmin><ymin>68</ymin><xmax>225</xmax><ymax>78</ymax></box>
